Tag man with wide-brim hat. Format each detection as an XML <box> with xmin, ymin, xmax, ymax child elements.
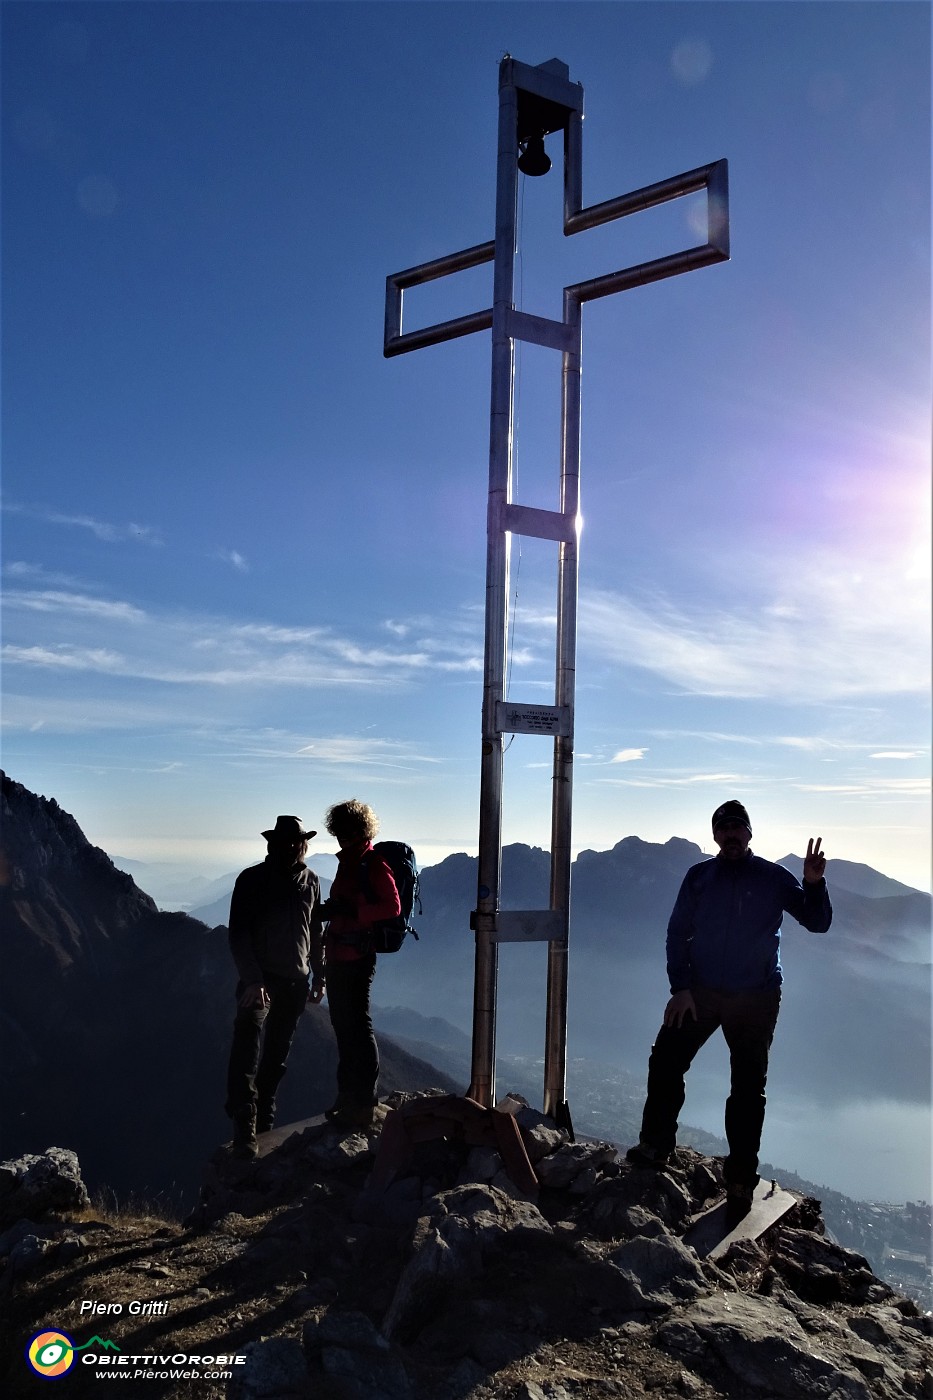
<box><xmin>225</xmin><ymin>815</ymin><xmax>325</xmax><ymax>1157</ymax></box>
<box><xmin>626</xmin><ymin>799</ymin><xmax>832</xmax><ymax>1224</ymax></box>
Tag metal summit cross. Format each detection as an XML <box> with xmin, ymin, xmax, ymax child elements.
<box><xmin>384</xmin><ymin>56</ymin><xmax>729</xmax><ymax>1128</ymax></box>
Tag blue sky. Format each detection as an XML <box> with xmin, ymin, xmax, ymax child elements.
<box><xmin>3</xmin><ymin>1</ymin><xmax>930</xmax><ymax>889</ymax></box>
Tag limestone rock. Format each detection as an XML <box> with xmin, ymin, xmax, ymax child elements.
<box><xmin>773</xmin><ymin>1225</ymin><xmax>895</xmax><ymax>1305</ymax></box>
<box><xmin>382</xmin><ymin>1226</ymin><xmax>464</xmax><ymax>1341</ymax></box>
<box><xmin>586</xmin><ymin>1165</ymin><xmax>694</xmax><ymax>1236</ymax></box>
<box><xmin>305</xmin><ymin>1309</ymin><xmax>390</xmax><ymax>1353</ymax></box>
<box><xmin>302</xmin><ymin>1126</ymin><xmax>372</xmax><ymax>1172</ymax></box>
<box><xmin>320</xmin><ymin>1345</ymin><xmax>412</xmax><ymax>1400</ymax></box>
<box><xmin>536</xmin><ymin>1141</ymin><xmax>616</xmax><ymax>1189</ymax></box>
<box><xmin>658</xmin><ymin>1291</ymin><xmax>879</xmax><ymax>1398</ymax></box>
<box><xmin>608</xmin><ymin>1230</ymin><xmax>707</xmax><ymax>1310</ymax></box>
<box><xmin>304</xmin><ymin>1311</ymin><xmax>411</xmax><ymax>1400</ymax></box>
<box><xmin>0</xmin><ymin>1147</ymin><xmax>90</xmax><ymax>1226</ymax></box>
<box><xmin>231</xmin><ymin>1336</ymin><xmax>308</xmax><ymax>1397</ymax></box>
<box><xmin>383</xmin><ymin>1183</ymin><xmax>551</xmax><ymax>1341</ymax></box>
<box><xmin>517</xmin><ymin>1377</ymin><xmax>574</xmax><ymax>1399</ymax></box>
<box><xmin>456</xmin><ymin>1146</ymin><xmax>502</xmax><ymax>1184</ymax></box>
<box><xmin>494</xmin><ymin>1093</ymin><xmax>571</xmax><ymax>1165</ymax></box>
<box><xmin>6</xmin><ymin>1233</ymin><xmax>51</xmax><ymax>1276</ymax></box>
<box><xmin>425</xmin><ymin>1183</ymin><xmax>552</xmax><ymax>1248</ymax></box>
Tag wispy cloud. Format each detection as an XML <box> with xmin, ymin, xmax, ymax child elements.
<box><xmin>647</xmin><ymin>729</ymin><xmax>928</xmax><ymax>758</ymax></box>
<box><xmin>297</xmin><ymin>736</ymin><xmax>439</xmax><ymax>768</ymax></box>
<box><xmin>4</xmin><ymin>645</ymin><xmax>127</xmax><ymax>672</ymax></box>
<box><xmin>214</xmin><ymin>549</ymin><xmax>249</xmax><ymax>572</ymax></box>
<box><xmin>4</xmin><ymin>561</ymin><xmax>88</xmax><ymax>588</ymax></box>
<box><xmin>208</xmin><ymin>728</ymin><xmax>440</xmax><ymax>771</ymax></box>
<box><xmin>579</xmin><ymin>544</ymin><xmax>930</xmax><ymax>700</ymax></box>
<box><xmin>795</xmin><ymin>778</ymin><xmax>929</xmax><ymax>798</ymax></box>
<box><xmin>611</xmin><ymin>748</ymin><xmax>647</xmax><ymax>763</ymax></box>
<box><xmin>5</xmin><ymin>589</ymin><xmax>146</xmax><ymax>622</ymax></box>
<box><xmin>597</xmin><ymin>771</ymin><xmax>749</xmax><ymax>789</ymax></box>
<box><xmin>775</xmin><ymin>736</ymin><xmax>862</xmax><ymax>753</ymax></box>
<box><xmin>2</xmin><ymin>589</ymin><xmax>485</xmax><ymax>690</ymax></box>
<box><xmin>4</xmin><ymin>502</ymin><xmax>163</xmax><ymax>545</ymax></box>
<box><xmin>230</xmin><ymin>623</ymin><xmax>328</xmax><ymax>645</ymax></box>
<box><xmin>1</xmin><ymin>692</ymin><xmax>210</xmax><ymax>733</ymax></box>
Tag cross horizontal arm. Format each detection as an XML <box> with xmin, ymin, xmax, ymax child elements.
<box><xmin>564</xmin><ymin>157</ymin><xmax>729</xmax><ymax>303</ymax></box>
<box><xmin>384</xmin><ymin>307</ymin><xmax>493</xmax><ymax>358</ymax></box>
<box><xmin>384</xmin><ymin>239</ymin><xmax>495</xmax><ymax>357</ymax></box>
<box><xmin>565</xmin><ymin>159</ymin><xmax>726</xmax><ymax>235</ymax></box>
<box><xmin>392</xmin><ymin>239</ymin><xmax>496</xmax><ymax>290</ymax></box>
<box><xmin>568</xmin><ymin>241</ymin><xmax>727</xmax><ymax>305</ymax></box>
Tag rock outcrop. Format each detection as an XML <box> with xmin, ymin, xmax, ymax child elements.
<box><xmin>2</xmin><ymin>1097</ymin><xmax>929</xmax><ymax>1400</ymax></box>
<box><xmin>0</xmin><ymin>1148</ymin><xmax>91</xmax><ymax>1229</ymax></box>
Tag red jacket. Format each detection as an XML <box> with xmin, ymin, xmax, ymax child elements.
<box><xmin>325</xmin><ymin>840</ymin><xmax>400</xmax><ymax>963</ymax></box>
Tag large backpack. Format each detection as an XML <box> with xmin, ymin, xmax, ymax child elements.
<box><xmin>361</xmin><ymin>841</ymin><xmax>421</xmax><ymax>953</ymax></box>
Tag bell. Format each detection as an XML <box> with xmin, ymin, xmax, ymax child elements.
<box><xmin>517</xmin><ymin>133</ymin><xmax>551</xmax><ymax>177</ymax></box>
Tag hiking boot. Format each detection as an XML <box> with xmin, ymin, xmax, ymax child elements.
<box><xmin>725</xmin><ymin>1180</ymin><xmax>755</xmax><ymax>1228</ymax></box>
<box><xmin>625</xmin><ymin>1140</ymin><xmax>670</xmax><ymax>1169</ymax></box>
<box><xmin>326</xmin><ymin>1102</ymin><xmax>376</xmax><ymax>1130</ymax></box>
<box><xmin>256</xmin><ymin>1101</ymin><xmax>275</xmax><ymax>1134</ymax></box>
<box><xmin>231</xmin><ymin>1107</ymin><xmax>258</xmax><ymax>1159</ymax></box>
<box><xmin>323</xmin><ymin>1091</ymin><xmax>354</xmax><ymax>1124</ymax></box>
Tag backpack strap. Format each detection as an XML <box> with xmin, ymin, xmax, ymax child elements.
<box><xmin>358</xmin><ymin>850</ymin><xmax>377</xmax><ymax>905</ymax></box>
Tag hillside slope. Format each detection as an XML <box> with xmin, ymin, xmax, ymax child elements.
<box><xmin>0</xmin><ymin>772</ymin><xmax>456</xmax><ymax>1209</ymax></box>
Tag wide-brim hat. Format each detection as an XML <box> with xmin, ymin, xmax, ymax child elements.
<box><xmin>262</xmin><ymin>814</ymin><xmax>316</xmax><ymax>842</ymax></box>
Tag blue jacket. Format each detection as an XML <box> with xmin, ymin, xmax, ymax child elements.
<box><xmin>666</xmin><ymin>852</ymin><xmax>832</xmax><ymax>993</ymax></box>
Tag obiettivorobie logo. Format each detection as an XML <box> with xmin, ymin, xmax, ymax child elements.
<box><xmin>26</xmin><ymin>1332</ymin><xmax>120</xmax><ymax>1378</ymax></box>
<box><xmin>26</xmin><ymin>1327</ymin><xmax>247</xmax><ymax>1382</ymax></box>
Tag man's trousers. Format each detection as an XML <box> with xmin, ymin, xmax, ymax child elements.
<box><xmin>639</xmin><ymin>985</ymin><xmax>781</xmax><ymax>1185</ymax></box>
<box><xmin>225</xmin><ymin>973</ymin><xmax>308</xmax><ymax>1121</ymax></box>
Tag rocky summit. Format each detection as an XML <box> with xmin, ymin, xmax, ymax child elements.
<box><xmin>2</xmin><ymin>1092</ymin><xmax>930</xmax><ymax>1400</ymax></box>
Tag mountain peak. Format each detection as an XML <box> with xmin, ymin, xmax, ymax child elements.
<box><xmin>778</xmin><ymin>852</ymin><xmax>926</xmax><ymax>900</ymax></box>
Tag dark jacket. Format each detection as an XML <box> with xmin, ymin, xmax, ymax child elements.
<box><xmin>228</xmin><ymin>858</ymin><xmax>324</xmax><ymax>985</ymax></box>
<box><xmin>666</xmin><ymin>851</ymin><xmax>832</xmax><ymax>994</ymax></box>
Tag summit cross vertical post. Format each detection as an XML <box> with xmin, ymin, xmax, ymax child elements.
<box><xmin>385</xmin><ymin>56</ymin><xmax>729</xmax><ymax>1125</ymax></box>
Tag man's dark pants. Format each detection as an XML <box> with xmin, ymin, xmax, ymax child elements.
<box><xmin>640</xmin><ymin>985</ymin><xmax>781</xmax><ymax>1185</ymax></box>
<box><xmin>326</xmin><ymin>955</ymin><xmax>378</xmax><ymax>1108</ymax></box>
<box><xmin>226</xmin><ymin>973</ymin><xmax>309</xmax><ymax>1125</ymax></box>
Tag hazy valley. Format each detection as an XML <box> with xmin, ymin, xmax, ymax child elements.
<box><xmin>2</xmin><ymin>771</ymin><xmax>930</xmax><ymax>1310</ymax></box>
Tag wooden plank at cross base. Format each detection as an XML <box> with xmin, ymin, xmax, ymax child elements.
<box><xmin>255</xmin><ymin>1114</ymin><xmax>328</xmax><ymax>1157</ymax></box>
<box><xmin>683</xmin><ymin>1178</ymin><xmax>798</xmax><ymax>1260</ymax></box>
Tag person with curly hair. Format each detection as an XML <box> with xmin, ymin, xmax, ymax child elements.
<box><xmin>321</xmin><ymin>799</ymin><xmax>400</xmax><ymax>1128</ymax></box>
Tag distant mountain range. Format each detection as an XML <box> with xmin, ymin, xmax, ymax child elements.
<box><xmin>110</xmin><ymin>854</ymin><xmax>338</xmax><ymax>915</ymax></box>
<box><xmin>364</xmin><ymin>838</ymin><xmax>931</xmax><ymax>1112</ymax></box>
<box><xmin>3</xmin><ymin>772</ymin><xmax>929</xmax><ymax>1208</ymax></box>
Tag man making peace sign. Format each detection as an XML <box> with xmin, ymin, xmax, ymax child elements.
<box><xmin>626</xmin><ymin>800</ymin><xmax>832</xmax><ymax>1225</ymax></box>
